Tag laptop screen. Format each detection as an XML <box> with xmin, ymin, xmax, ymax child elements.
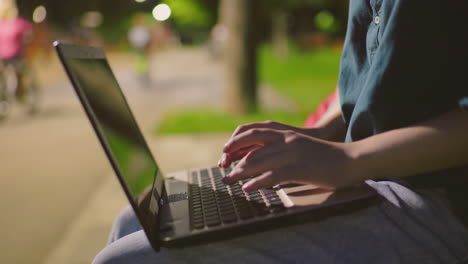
<box><xmin>61</xmin><ymin>54</ymin><xmax>163</xmax><ymax>229</ymax></box>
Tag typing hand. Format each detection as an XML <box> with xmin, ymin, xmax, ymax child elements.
<box><xmin>218</xmin><ymin>121</ymin><xmax>320</xmax><ymax>168</ymax></box>
<box><xmin>219</xmin><ymin>127</ymin><xmax>358</xmax><ymax>192</ymax></box>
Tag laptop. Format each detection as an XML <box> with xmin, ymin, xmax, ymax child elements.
<box><xmin>54</xmin><ymin>41</ymin><xmax>376</xmax><ymax>251</ymax></box>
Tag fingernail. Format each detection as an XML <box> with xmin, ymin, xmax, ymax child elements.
<box><xmin>220</xmin><ymin>154</ymin><xmax>226</xmax><ymax>167</ymax></box>
<box><xmin>242</xmin><ymin>181</ymin><xmax>254</xmax><ymax>192</ymax></box>
<box><xmin>223</xmin><ymin>142</ymin><xmax>231</xmax><ymax>151</ymax></box>
<box><xmin>222</xmin><ymin>175</ymin><xmax>232</xmax><ymax>184</ymax></box>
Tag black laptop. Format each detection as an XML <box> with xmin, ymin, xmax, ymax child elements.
<box><xmin>54</xmin><ymin>41</ymin><xmax>375</xmax><ymax>251</ymax></box>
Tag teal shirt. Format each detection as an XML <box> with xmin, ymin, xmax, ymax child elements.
<box><xmin>338</xmin><ymin>0</ymin><xmax>468</xmax><ymax>222</ymax></box>
<box><xmin>339</xmin><ymin>0</ymin><xmax>468</xmax><ymax>142</ymax></box>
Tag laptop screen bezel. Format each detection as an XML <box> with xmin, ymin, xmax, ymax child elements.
<box><xmin>54</xmin><ymin>41</ymin><xmax>163</xmax><ymax>250</ymax></box>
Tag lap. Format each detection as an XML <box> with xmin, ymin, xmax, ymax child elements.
<box><xmin>93</xmin><ymin>181</ymin><xmax>468</xmax><ymax>264</ymax></box>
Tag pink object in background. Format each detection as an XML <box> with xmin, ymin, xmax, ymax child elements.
<box><xmin>0</xmin><ymin>17</ymin><xmax>32</xmax><ymax>59</ymax></box>
<box><xmin>304</xmin><ymin>91</ymin><xmax>338</xmax><ymax>128</ymax></box>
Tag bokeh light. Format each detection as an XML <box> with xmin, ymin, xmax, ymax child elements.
<box><xmin>152</xmin><ymin>4</ymin><xmax>171</xmax><ymax>21</ymax></box>
<box><xmin>134</xmin><ymin>0</ymin><xmax>147</xmax><ymax>3</ymax></box>
<box><xmin>314</xmin><ymin>10</ymin><xmax>336</xmax><ymax>33</ymax></box>
<box><xmin>32</xmin><ymin>5</ymin><xmax>47</xmax><ymax>24</ymax></box>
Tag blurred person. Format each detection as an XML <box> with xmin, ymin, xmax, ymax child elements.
<box><xmin>94</xmin><ymin>1</ymin><xmax>468</xmax><ymax>263</ymax></box>
<box><xmin>128</xmin><ymin>14</ymin><xmax>152</xmax><ymax>88</ymax></box>
<box><xmin>25</xmin><ymin>22</ymin><xmax>52</xmax><ymax>61</ymax></box>
<box><xmin>0</xmin><ymin>0</ymin><xmax>32</xmax><ymax>99</ymax></box>
<box><xmin>149</xmin><ymin>22</ymin><xmax>174</xmax><ymax>51</ymax></box>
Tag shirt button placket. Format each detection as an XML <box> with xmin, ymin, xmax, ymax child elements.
<box><xmin>367</xmin><ymin>12</ymin><xmax>381</xmax><ymax>65</ymax></box>
<box><xmin>374</xmin><ymin>15</ymin><xmax>380</xmax><ymax>25</ymax></box>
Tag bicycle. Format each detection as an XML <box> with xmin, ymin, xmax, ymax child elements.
<box><xmin>0</xmin><ymin>58</ymin><xmax>40</xmax><ymax>121</ymax></box>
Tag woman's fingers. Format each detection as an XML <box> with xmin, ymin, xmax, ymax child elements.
<box><xmin>223</xmin><ymin>143</ymin><xmax>289</xmax><ymax>184</ymax></box>
<box><xmin>218</xmin><ymin>145</ymin><xmax>261</xmax><ymax>168</ymax></box>
<box><xmin>241</xmin><ymin>167</ymin><xmax>291</xmax><ymax>192</ymax></box>
<box><xmin>230</xmin><ymin>120</ymin><xmax>285</xmax><ymax>138</ymax></box>
<box><xmin>224</xmin><ymin>129</ymin><xmax>285</xmax><ymax>154</ymax></box>
<box><xmin>220</xmin><ymin>123</ymin><xmax>305</xmax><ymax>167</ymax></box>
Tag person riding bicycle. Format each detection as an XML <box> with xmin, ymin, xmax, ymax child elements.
<box><xmin>0</xmin><ymin>0</ymin><xmax>32</xmax><ymax>100</ymax></box>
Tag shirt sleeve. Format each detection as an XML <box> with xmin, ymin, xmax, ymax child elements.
<box><xmin>363</xmin><ymin>0</ymin><xmax>468</xmax><ymax>131</ymax></box>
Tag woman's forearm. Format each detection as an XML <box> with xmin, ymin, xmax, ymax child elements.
<box><xmin>310</xmin><ymin>91</ymin><xmax>347</xmax><ymax>142</ymax></box>
<box><xmin>349</xmin><ymin>109</ymin><xmax>468</xmax><ymax>182</ymax></box>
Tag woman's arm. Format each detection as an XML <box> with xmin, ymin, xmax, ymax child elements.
<box><xmin>222</xmin><ymin>108</ymin><xmax>468</xmax><ymax>192</ymax></box>
<box><xmin>219</xmin><ymin>91</ymin><xmax>346</xmax><ymax>167</ymax></box>
<box><xmin>350</xmin><ymin>108</ymin><xmax>468</xmax><ymax>182</ymax></box>
<box><xmin>312</xmin><ymin>92</ymin><xmax>347</xmax><ymax>142</ymax></box>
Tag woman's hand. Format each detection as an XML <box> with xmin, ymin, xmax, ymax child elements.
<box><xmin>220</xmin><ymin>127</ymin><xmax>360</xmax><ymax>192</ymax></box>
<box><xmin>218</xmin><ymin>121</ymin><xmax>322</xmax><ymax>168</ymax></box>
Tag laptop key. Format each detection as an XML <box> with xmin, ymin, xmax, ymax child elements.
<box><xmin>219</xmin><ymin>202</ymin><xmax>235</xmax><ymax>210</ymax></box>
<box><xmin>191</xmin><ymin>171</ymin><xmax>199</xmax><ymax>184</ymax></box>
<box><xmin>220</xmin><ymin>210</ymin><xmax>236</xmax><ymax>218</ymax></box>
<box><xmin>203</xmin><ymin>198</ymin><xmax>217</xmax><ymax>204</ymax></box>
<box><xmin>250</xmin><ymin>202</ymin><xmax>269</xmax><ymax>216</ymax></box>
<box><xmin>191</xmin><ymin>214</ymin><xmax>205</xmax><ymax>229</ymax></box>
<box><xmin>219</xmin><ymin>200</ymin><xmax>234</xmax><ymax>207</ymax></box>
<box><xmin>269</xmin><ymin>205</ymin><xmax>286</xmax><ymax>213</ymax></box>
<box><xmin>223</xmin><ymin>167</ymin><xmax>232</xmax><ymax>175</ymax></box>
<box><xmin>204</xmin><ymin>208</ymin><xmax>218</xmax><ymax>216</ymax></box>
<box><xmin>216</xmin><ymin>192</ymin><xmax>230</xmax><ymax>198</ymax></box>
<box><xmin>269</xmin><ymin>199</ymin><xmax>283</xmax><ymax>206</ymax></box>
<box><xmin>201</xmin><ymin>189</ymin><xmax>213</xmax><ymax>195</ymax></box>
<box><xmin>200</xmin><ymin>168</ymin><xmax>209</xmax><ymax>177</ymax></box>
<box><xmin>233</xmin><ymin>197</ymin><xmax>248</xmax><ymax>204</ymax></box>
<box><xmin>193</xmin><ymin>214</ymin><xmax>204</xmax><ymax>221</ymax></box>
<box><xmin>215</xmin><ymin>183</ymin><xmax>226</xmax><ymax>189</ymax></box>
<box><xmin>205</xmin><ymin>212</ymin><xmax>220</xmax><ymax>219</ymax></box>
<box><xmin>203</xmin><ymin>193</ymin><xmax>215</xmax><ymax>198</ymax></box>
<box><xmin>193</xmin><ymin>222</ymin><xmax>205</xmax><ymax>229</ymax></box>
<box><xmin>206</xmin><ymin>218</ymin><xmax>221</xmax><ymax>227</ymax></box>
<box><xmin>211</xmin><ymin>167</ymin><xmax>223</xmax><ymax>178</ymax></box>
<box><xmin>202</xmin><ymin>195</ymin><xmax>215</xmax><ymax>200</ymax></box>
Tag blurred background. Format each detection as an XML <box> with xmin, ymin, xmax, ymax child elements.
<box><xmin>1</xmin><ymin>0</ymin><xmax>347</xmax><ymax>263</ymax></box>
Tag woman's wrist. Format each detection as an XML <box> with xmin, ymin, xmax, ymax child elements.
<box><xmin>303</xmin><ymin>120</ymin><xmax>347</xmax><ymax>142</ymax></box>
<box><xmin>300</xmin><ymin>127</ymin><xmax>324</xmax><ymax>139</ymax></box>
<box><xmin>342</xmin><ymin>141</ymin><xmax>373</xmax><ymax>186</ymax></box>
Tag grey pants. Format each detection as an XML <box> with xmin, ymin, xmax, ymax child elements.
<box><xmin>93</xmin><ymin>181</ymin><xmax>468</xmax><ymax>264</ymax></box>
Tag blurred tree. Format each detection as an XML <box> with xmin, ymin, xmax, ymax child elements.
<box><xmin>263</xmin><ymin>0</ymin><xmax>346</xmax><ymax>57</ymax></box>
<box><xmin>162</xmin><ymin>0</ymin><xmax>215</xmax><ymax>27</ymax></box>
<box><xmin>16</xmin><ymin>0</ymin><xmax>164</xmax><ymax>44</ymax></box>
<box><xmin>161</xmin><ymin>0</ymin><xmax>217</xmax><ymax>44</ymax></box>
<box><xmin>220</xmin><ymin>0</ymin><xmax>258</xmax><ymax>115</ymax></box>
<box><xmin>218</xmin><ymin>0</ymin><xmax>347</xmax><ymax>115</ymax></box>
<box><xmin>314</xmin><ymin>10</ymin><xmax>338</xmax><ymax>33</ymax></box>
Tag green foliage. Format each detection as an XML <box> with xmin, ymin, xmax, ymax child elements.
<box><xmin>155</xmin><ymin>45</ymin><xmax>341</xmax><ymax>135</ymax></box>
<box><xmin>267</xmin><ymin>0</ymin><xmax>329</xmax><ymax>10</ymax></box>
<box><xmin>259</xmin><ymin>44</ymin><xmax>341</xmax><ymax>111</ymax></box>
<box><xmin>98</xmin><ymin>16</ymin><xmax>132</xmax><ymax>45</ymax></box>
<box><xmin>156</xmin><ymin>109</ymin><xmax>308</xmax><ymax>134</ymax></box>
<box><xmin>314</xmin><ymin>10</ymin><xmax>338</xmax><ymax>33</ymax></box>
<box><xmin>162</xmin><ymin>0</ymin><xmax>214</xmax><ymax>27</ymax></box>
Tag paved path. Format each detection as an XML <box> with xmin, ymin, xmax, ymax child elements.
<box><xmin>42</xmin><ymin>133</ymin><xmax>231</xmax><ymax>264</ymax></box>
<box><xmin>0</xmin><ymin>47</ymin><xmax>297</xmax><ymax>264</ymax></box>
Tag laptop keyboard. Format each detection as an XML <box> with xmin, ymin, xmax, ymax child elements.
<box><xmin>189</xmin><ymin>167</ymin><xmax>285</xmax><ymax>230</ymax></box>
